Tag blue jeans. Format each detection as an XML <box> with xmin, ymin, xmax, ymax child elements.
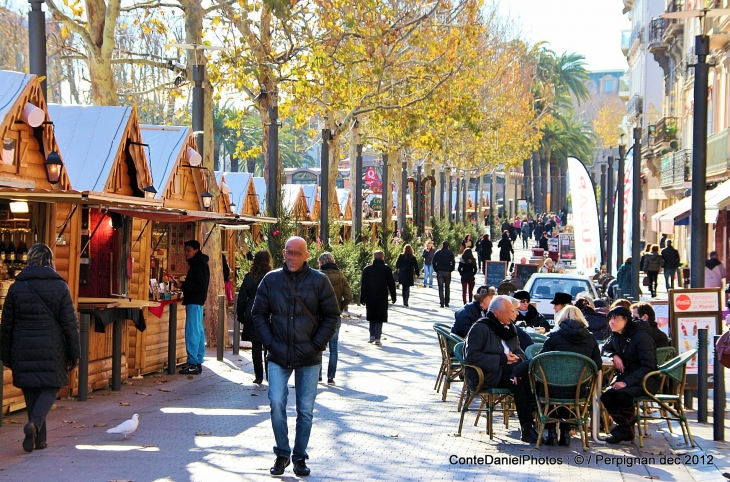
<box><xmin>268</xmin><ymin>361</ymin><xmax>320</xmax><ymax>462</ymax></box>
<box><xmin>184</xmin><ymin>304</ymin><xmax>205</xmax><ymax>365</ymax></box>
<box><xmin>664</xmin><ymin>268</ymin><xmax>677</xmax><ymax>290</ymax></box>
<box><xmin>423</xmin><ymin>264</ymin><xmax>434</xmax><ymax>287</ymax></box>
<box><xmin>320</xmin><ymin>319</ymin><xmax>341</xmax><ymax>380</ymax></box>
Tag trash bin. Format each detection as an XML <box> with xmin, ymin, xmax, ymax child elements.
<box><xmin>681</xmin><ymin>267</ymin><xmax>690</xmax><ymax>288</ymax></box>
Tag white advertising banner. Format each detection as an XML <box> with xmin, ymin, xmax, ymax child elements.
<box><xmin>610</xmin><ymin>157</ymin><xmax>633</xmax><ymax>275</ymax></box>
<box><xmin>567</xmin><ymin>157</ymin><xmax>601</xmax><ymax>275</ymax></box>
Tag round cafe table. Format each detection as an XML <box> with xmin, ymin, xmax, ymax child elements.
<box><xmin>591</xmin><ymin>357</ymin><xmax>615</xmax><ymax>444</ymax></box>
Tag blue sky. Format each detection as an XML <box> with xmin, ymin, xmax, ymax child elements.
<box><xmin>497</xmin><ymin>0</ymin><xmax>631</xmax><ymax>72</ymax></box>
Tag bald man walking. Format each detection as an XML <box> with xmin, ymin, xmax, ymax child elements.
<box><xmin>253</xmin><ymin>237</ymin><xmax>340</xmax><ymax>477</ymax></box>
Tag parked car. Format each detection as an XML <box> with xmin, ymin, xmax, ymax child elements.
<box><xmin>522</xmin><ymin>273</ymin><xmax>600</xmax><ymax>322</ymax></box>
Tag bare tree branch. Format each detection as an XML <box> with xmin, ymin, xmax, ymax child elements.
<box><xmin>120</xmin><ymin>0</ymin><xmax>182</xmax><ymax>12</ymax></box>
<box><xmin>45</xmin><ymin>0</ymin><xmax>95</xmax><ymax>50</ymax></box>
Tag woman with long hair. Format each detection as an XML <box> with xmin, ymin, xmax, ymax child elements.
<box><xmin>458</xmin><ymin>248</ymin><xmax>478</xmax><ymax>304</ymax></box>
<box><xmin>0</xmin><ymin>244</ymin><xmax>80</xmax><ymax>452</ymax></box>
<box><xmin>396</xmin><ymin>243</ymin><xmax>420</xmax><ymax>307</ymax></box>
<box><xmin>237</xmin><ymin>251</ymin><xmax>272</xmax><ymax>384</ymax></box>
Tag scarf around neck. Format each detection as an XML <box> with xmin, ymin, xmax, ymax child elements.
<box><xmin>484</xmin><ymin>313</ymin><xmax>518</xmax><ymax>341</ymax></box>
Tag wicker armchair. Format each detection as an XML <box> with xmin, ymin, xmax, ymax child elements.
<box><xmin>525</xmin><ymin>343</ymin><xmax>544</xmax><ymax>360</ymax></box>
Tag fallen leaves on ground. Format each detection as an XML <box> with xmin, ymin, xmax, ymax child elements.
<box><xmin>158</xmin><ymin>388</ymin><xmax>172</xmax><ymax>392</ymax></box>
<box><xmin>195</xmin><ymin>431</ymin><xmax>212</xmax><ymax>436</ymax></box>
<box><xmin>119</xmin><ymin>402</ymin><xmax>131</xmax><ymax>406</ymax></box>
<box><xmin>135</xmin><ymin>391</ymin><xmax>151</xmax><ymax>396</ymax></box>
<box><xmin>93</xmin><ymin>423</ymin><xmax>107</xmax><ymax>427</ymax></box>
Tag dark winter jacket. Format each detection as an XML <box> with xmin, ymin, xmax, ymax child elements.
<box><xmin>521</xmin><ymin>224</ymin><xmax>531</xmax><ymax>239</ymax></box>
<box><xmin>637</xmin><ymin>319</ymin><xmax>670</xmax><ymax>348</ymax></box>
<box><xmin>422</xmin><ymin>248</ymin><xmax>436</xmax><ymax>266</ymax></box>
<box><xmin>534</xmin><ymin>224</ymin><xmax>544</xmax><ymax>240</ymax></box>
<box><xmin>513</xmin><ymin>318</ymin><xmax>602</xmax><ymax>391</ymax></box>
<box><xmin>237</xmin><ymin>272</ymin><xmax>266</xmax><ymax>343</ymax></box>
<box><xmin>396</xmin><ymin>254</ymin><xmax>420</xmax><ymax>288</ymax></box>
<box><xmin>320</xmin><ymin>263</ymin><xmax>353</xmax><ymax>313</ymax></box>
<box><xmin>515</xmin><ymin>304</ymin><xmax>551</xmax><ymax>331</ymax></box>
<box><xmin>582</xmin><ymin>307</ymin><xmax>610</xmax><ymax>341</ymax></box>
<box><xmin>602</xmin><ymin>320</ymin><xmax>659</xmax><ymax>396</ymax></box>
<box><xmin>252</xmin><ymin>263</ymin><xmax>340</xmax><ymax>369</ymax></box>
<box><xmin>222</xmin><ymin>255</ymin><xmax>231</xmax><ymax>282</ymax></box>
<box><xmin>498</xmin><ymin>234</ymin><xmax>513</xmax><ymax>262</ymax></box>
<box><xmin>360</xmin><ymin>259</ymin><xmax>397</xmax><ymax>323</ymax></box>
<box><xmin>432</xmin><ymin>248</ymin><xmax>455</xmax><ymax>273</ymax></box>
<box><xmin>661</xmin><ymin>246</ymin><xmax>681</xmax><ymax>270</ymax></box>
<box><xmin>451</xmin><ymin>301</ymin><xmax>486</xmax><ymax>338</ymax></box>
<box><xmin>0</xmin><ymin>266</ymin><xmax>80</xmax><ymax>389</ymax></box>
<box><xmin>616</xmin><ymin>261</ymin><xmax>633</xmax><ymax>297</ymax></box>
<box><xmin>643</xmin><ymin>252</ymin><xmax>664</xmax><ymax>272</ymax></box>
<box><xmin>464</xmin><ymin>312</ymin><xmax>525</xmax><ymax>390</ymax></box>
<box><xmin>478</xmin><ymin>239</ymin><xmax>493</xmax><ymax>260</ymax></box>
<box><xmin>538</xmin><ymin>236</ymin><xmax>548</xmax><ymax>251</ymax></box>
<box><xmin>181</xmin><ymin>251</ymin><xmax>210</xmax><ymax>306</ymax></box>
<box><xmin>458</xmin><ymin>259</ymin><xmax>478</xmax><ymax>282</ymax></box>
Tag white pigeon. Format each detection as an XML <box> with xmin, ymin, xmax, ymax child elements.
<box><xmin>106</xmin><ymin>414</ymin><xmax>139</xmax><ymax>439</ymax></box>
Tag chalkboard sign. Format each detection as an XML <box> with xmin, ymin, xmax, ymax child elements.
<box><xmin>485</xmin><ymin>261</ymin><xmax>508</xmax><ymax>288</ymax></box>
<box><xmin>514</xmin><ymin>264</ymin><xmax>539</xmax><ymax>287</ymax></box>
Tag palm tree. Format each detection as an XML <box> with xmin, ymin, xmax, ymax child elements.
<box><xmin>528</xmin><ymin>46</ymin><xmax>593</xmax><ymax>213</ymax></box>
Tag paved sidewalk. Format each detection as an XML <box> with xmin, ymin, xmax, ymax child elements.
<box><xmin>1</xmin><ymin>259</ymin><xmax>730</xmax><ymax>481</ymax></box>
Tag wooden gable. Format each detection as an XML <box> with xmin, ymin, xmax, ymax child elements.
<box><xmin>159</xmin><ymin>135</ymin><xmax>206</xmax><ymax>211</ymax></box>
<box><xmin>104</xmin><ymin>108</ymin><xmax>153</xmax><ymax>196</ymax></box>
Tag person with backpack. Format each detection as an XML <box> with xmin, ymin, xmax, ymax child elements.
<box><xmin>237</xmin><ymin>251</ymin><xmax>273</xmax><ymax>385</ymax></box>
<box><xmin>458</xmin><ymin>248</ymin><xmax>478</xmax><ymax>305</ymax></box>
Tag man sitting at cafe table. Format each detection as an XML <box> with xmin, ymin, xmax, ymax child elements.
<box><xmin>513</xmin><ymin>290</ymin><xmax>551</xmax><ymax>332</ymax></box>
<box><xmin>630</xmin><ymin>302</ymin><xmax>670</xmax><ymax>348</ymax></box>
<box><xmin>464</xmin><ymin>295</ymin><xmax>539</xmax><ymax>443</ymax></box>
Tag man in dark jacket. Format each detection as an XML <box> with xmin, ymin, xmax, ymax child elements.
<box><xmin>319</xmin><ymin>252</ymin><xmax>353</xmax><ymax>385</ymax></box>
<box><xmin>513</xmin><ymin>290</ymin><xmax>551</xmax><ymax>332</ymax></box>
<box><xmin>252</xmin><ymin>237</ymin><xmax>340</xmax><ymax>476</ymax></box>
<box><xmin>464</xmin><ymin>295</ymin><xmax>539</xmax><ymax>443</ymax></box>
<box><xmin>432</xmin><ymin>241</ymin><xmax>455</xmax><ymax>308</ymax></box>
<box><xmin>173</xmin><ymin>240</ymin><xmax>210</xmax><ymax>375</ymax></box>
<box><xmin>451</xmin><ymin>286</ymin><xmax>491</xmax><ymax>338</ymax></box>
<box><xmin>631</xmin><ymin>302</ymin><xmax>669</xmax><ymax>348</ymax></box>
<box><xmin>478</xmin><ymin>234</ymin><xmax>493</xmax><ymax>273</ymax></box>
<box><xmin>575</xmin><ymin>296</ymin><xmax>609</xmax><ymax>341</ymax></box>
<box><xmin>360</xmin><ymin>250</ymin><xmax>397</xmax><ymax>345</ymax></box>
<box><xmin>538</xmin><ymin>231</ymin><xmax>549</xmax><ymax>251</ymax></box>
<box><xmin>661</xmin><ymin>240</ymin><xmax>680</xmax><ymax>290</ymax></box>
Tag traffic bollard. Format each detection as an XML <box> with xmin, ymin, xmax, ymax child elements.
<box><xmin>697</xmin><ymin>328</ymin><xmax>708</xmax><ymax>423</ymax></box>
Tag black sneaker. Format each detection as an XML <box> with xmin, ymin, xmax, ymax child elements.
<box><xmin>520</xmin><ymin>425</ymin><xmax>539</xmax><ymax>444</ymax></box>
<box><xmin>327</xmin><ymin>378</ymin><xmax>335</xmax><ymax>385</ymax></box>
<box><xmin>179</xmin><ymin>365</ymin><xmax>200</xmax><ymax>375</ymax></box>
<box><xmin>318</xmin><ymin>376</ymin><xmax>322</xmax><ymax>382</ymax></box>
<box><xmin>197</xmin><ymin>364</ymin><xmax>203</xmax><ymax>373</ymax></box>
<box><xmin>293</xmin><ymin>459</ymin><xmax>311</xmax><ymax>476</ymax></box>
<box><xmin>270</xmin><ymin>456</ymin><xmax>290</xmax><ymax>475</ymax></box>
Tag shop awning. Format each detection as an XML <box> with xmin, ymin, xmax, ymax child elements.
<box><xmin>705</xmin><ymin>178</ymin><xmax>730</xmax><ymax>223</ymax></box>
<box><xmin>0</xmin><ymin>189</ymin><xmax>163</xmax><ymax>207</ymax></box>
<box><xmin>652</xmin><ymin>197</ymin><xmax>691</xmax><ymax>234</ymax></box>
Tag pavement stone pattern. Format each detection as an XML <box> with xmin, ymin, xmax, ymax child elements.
<box><xmin>0</xmin><ymin>242</ymin><xmax>729</xmax><ymax>481</ymax></box>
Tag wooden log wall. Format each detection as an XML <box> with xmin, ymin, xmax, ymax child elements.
<box><xmin>128</xmin><ymin>303</ymin><xmax>187</xmax><ymax>376</ymax></box>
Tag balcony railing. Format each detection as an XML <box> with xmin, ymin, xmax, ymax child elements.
<box><xmin>627</xmin><ymin>94</ymin><xmax>643</xmax><ymax>116</ymax></box>
<box><xmin>629</xmin><ymin>24</ymin><xmax>644</xmax><ymax>49</ymax></box>
<box><xmin>660</xmin><ymin>149</ymin><xmax>691</xmax><ymax>188</ymax></box>
<box><xmin>621</xmin><ymin>29</ymin><xmax>632</xmax><ymax>55</ymax></box>
<box><xmin>654</xmin><ymin>117</ymin><xmax>677</xmax><ymax>144</ymax></box>
<box><xmin>662</xmin><ymin>0</ymin><xmax>685</xmax><ymax>42</ymax></box>
<box><xmin>707</xmin><ymin>128</ymin><xmax>730</xmax><ymax>176</ymax></box>
<box><xmin>649</xmin><ymin>18</ymin><xmax>665</xmax><ymax>44</ymax></box>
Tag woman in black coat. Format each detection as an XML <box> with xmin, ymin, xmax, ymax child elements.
<box><xmin>0</xmin><ymin>244</ymin><xmax>80</xmax><ymax>452</ymax></box>
<box><xmin>498</xmin><ymin>231</ymin><xmax>513</xmax><ymax>263</ymax></box>
<box><xmin>236</xmin><ymin>251</ymin><xmax>272</xmax><ymax>384</ymax></box>
<box><xmin>360</xmin><ymin>252</ymin><xmax>397</xmax><ymax>344</ymax></box>
<box><xmin>395</xmin><ymin>244</ymin><xmax>420</xmax><ymax>307</ymax></box>
<box><xmin>458</xmin><ymin>248</ymin><xmax>478</xmax><ymax>305</ymax></box>
<box><xmin>478</xmin><ymin>234</ymin><xmax>493</xmax><ymax>273</ymax></box>
<box><xmin>600</xmin><ymin>306</ymin><xmax>658</xmax><ymax>444</ymax></box>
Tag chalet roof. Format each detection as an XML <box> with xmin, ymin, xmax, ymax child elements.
<box><xmin>140</xmin><ymin>125</ymin><xmax>190</xmax><ymax>198</ymax></box>
<box><xmin>0</xmin><ymin>71</ymin><xmax>34</xmax><ymax>125</ymax></box>
<box><xmin>300</xmin><ymin>184</ymin><xmax>318</xmax><ymax>211</ymax></box>
<box><xmin>216</xmin><ymin>171</ymin><xmax>253</xmax><ymax>215</ymax></box>
<box><xmin>252</xmin><ymin>177</ymin><xmax>266</xmax><ymax>214</ymax></box>
<box><xmin>336</xmin><ymin>188</ymin><xmax>350</xmax><ymax>214</ymax></box>
<box><xmin>47</xmin><ymin>104</ymin><xmax>133</xmax><ymax>192</ymax></box>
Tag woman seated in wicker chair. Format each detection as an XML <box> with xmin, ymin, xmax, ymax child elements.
<box><xmin>514</xmin><ymin>305</ymin><xmax>602</xmax><ymax>447</ymax></box>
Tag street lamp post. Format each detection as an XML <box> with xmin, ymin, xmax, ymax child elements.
<box><xmin>600</xmin><ymin>160</ymin><xmax>607</xmax><ymax>265</ymax></box>
<box><xmin>319</xmin><ymin>129</ymin><xmax>330</xmax><ymax>244</ymax></box>
<box><xmin>381</xmin><ymin>153</ymin><xmax>389</xmax><ymax>239</ymax></box>
<box><xmin>461</xmin><ymin>174</ymin><xmax>467</xmax><ymax>224</ymax></box>
<box><xmin>431</xmin><ymin>168</ymin><xmax>436</xmax><ymax>221</ymax></box>
<box><xmin>631</xmin><ymin>127</ymin><xmax>642</xmax><ymax>301</ymax></box>
<box><xmin>354</xmin><ymin>143</ymin><xmax>363</xmax><ymax>240</ymax></box>
<box><xmin>617</xmin><ymin>148</ymin><xmax>625</xmax><ymax>272</ymax></box>
<box><xmin>447</xmin><ymin>169</ymin><xmax>453</xmax><ymax>222</ymax></box>
<box><xmin>455</xmin><ymin>169</ymin><xmax>461</xmax><ymax>224</ymax></box>
<box><xmin>439</xmin><ymin>167</ymin><xmax>445</xmax><ymax>219</ymax></box>
<box><xmin>606</xmin><ymin>155</ymin><xmax>615</xmax><ymax>273</ymax></box>
<box><xmin>400</xmin><ymin>160</ymin><xmax>407</xmax><ymax>232</ymax></box>
<box><xmin>28</xmin><ymin>0</ymin><xmax>47</xmax><ymax>100</ymax></box>
<box><xmin>416</xmin><ymin>165</ymin><xmax>422</xmax><ymax>233</ymax></box>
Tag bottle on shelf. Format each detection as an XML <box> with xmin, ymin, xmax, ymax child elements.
<box><xmin>18</xmin><ymin>240</ymin><xmax>27</xmax><ymax>264</ymax></box>
<box><xmin>7</xmin><ymin>240</ymin><xmax>15</xmax><ymax>264</ymax></box>
<box><xmin>0</xmin><ymin>240</ymin><xmax>6</xmax><ymax>262</ymax></box>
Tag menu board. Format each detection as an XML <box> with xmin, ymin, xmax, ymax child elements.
<box><xmin>514</xmin><ymin>263</ymin><xmax>539</xmax><ymax>287</ymax></box>
<box><xmin>485</xmin><ymin>261</ymin><xmax>508</xmax><ymax>288</ymax></box>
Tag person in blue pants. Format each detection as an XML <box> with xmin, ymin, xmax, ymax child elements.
<box><xmin>173</xmin><ymin>240</ymin><xmax>209</xmax><ymax>375</ymax></box>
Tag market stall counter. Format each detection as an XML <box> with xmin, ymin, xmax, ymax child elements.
<box><xmin>76</xmin><ymin>298</ymin><xmax>159</xmax><ymax>401</ymax></box>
